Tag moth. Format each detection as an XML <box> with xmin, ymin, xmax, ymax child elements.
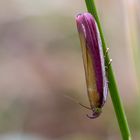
<box><xmin>76</xmin><ymin>13</ymin><xmax>108</xmax><ymax>119</ymax></box>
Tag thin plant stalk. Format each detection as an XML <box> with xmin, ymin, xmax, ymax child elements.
<box><xmin>84</xmin><ymin>0</ymin><xmax>131</xmax><ymax>140</ymax></box>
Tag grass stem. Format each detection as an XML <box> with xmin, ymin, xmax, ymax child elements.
<box><xmin>84</xmin><ymin>0</ymin><xmax>131</xmax><ymax>139</ymax></box>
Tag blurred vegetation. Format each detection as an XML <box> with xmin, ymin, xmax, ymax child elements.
<box><xmin>0</xmin><ymin>0</ymin><xmax>140</xmax><ymax>140</ymax></box>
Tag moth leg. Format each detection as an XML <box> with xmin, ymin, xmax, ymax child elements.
<box><xmin>107</xmin><ymin>59</ymin><xmax>112</xmax><ymax>68</ymax></box>
<box><xmin>104</xmin><ymin>47</ymin><xmax>112</xmax><ymax>70</ymax></box>
<box><xmin>105</xmin><ymin>59</ymin><xmax>112</xmax><ymax>82</ymax></box>
<box><xmin>105</xmin><ymin>59</ymin><xmax>112</xmax><ymax>70</ymax></box>
<box><xmin>104</xmin><ymin>47</ymin><xmax>109</xmax><ymax>58</ymax></box>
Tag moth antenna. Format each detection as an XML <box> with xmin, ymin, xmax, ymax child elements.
<box><xmin>63</xmin><ymin>94</ymin><xmax>79</xmax><ymax>104</ymax></box>
<box><xmin>63</xmin><ymin>95</ymin><xmax>91</xmax><ymax>110</ymax></box>
<box><xmin>79</xmin><ymin>103</ymin><xmax>92</xmax><ymax>110</ymax></box>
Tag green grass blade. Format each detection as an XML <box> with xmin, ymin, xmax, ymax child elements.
<box><xmin>84</xmin><ymin>0</ymin><xmax>131</xmax><ymax>140</ymax></box>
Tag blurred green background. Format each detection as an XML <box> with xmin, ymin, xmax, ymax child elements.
<box><xmin>0</xmin><ymin>0</ymin><xmax>140</xmax><ymax>140</ymax></box>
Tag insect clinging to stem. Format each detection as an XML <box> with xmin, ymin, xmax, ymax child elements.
<box><xmin>76</xmin><ymin>12</ymin><xmax>111</xmax><ymax>119</ymax></box>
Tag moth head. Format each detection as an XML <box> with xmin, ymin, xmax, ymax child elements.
<box><xmin>87</xmin><ymin>107</ymin><xmax>102</xmax><ymax>119</ymax></box>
